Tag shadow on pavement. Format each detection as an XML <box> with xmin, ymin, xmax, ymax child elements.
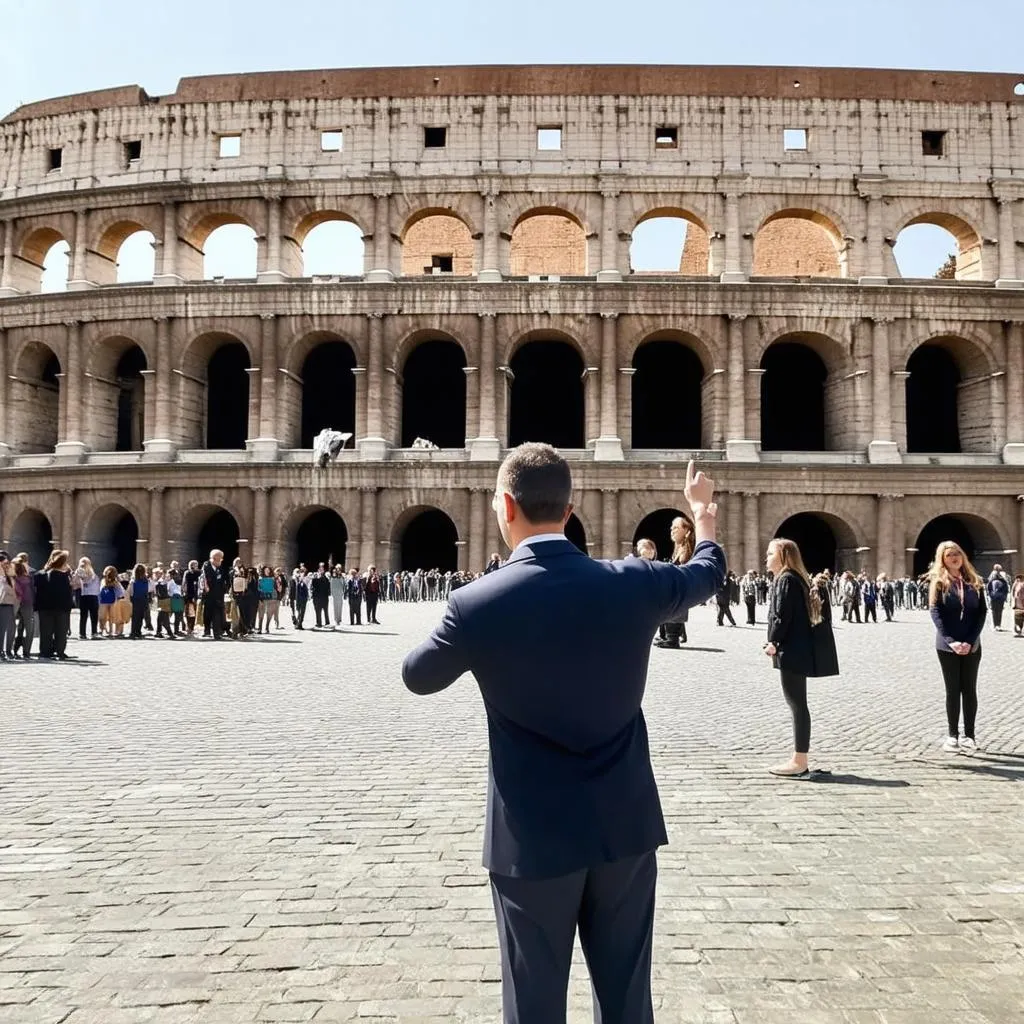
<box><xmin>808</xmin><ymin>771</ymin><xmax>912</xmax><ymax>788</ymax></box>
<box><xmin>943</xmin><ymin>762</ymin><xmax>1022</xmax><ymax>782</ymax></box>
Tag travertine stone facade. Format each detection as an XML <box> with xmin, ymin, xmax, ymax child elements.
<box><xmin>1</xmin><ymin>65</ymin><xmax>1023</xmax><ymax>575</ymax></box>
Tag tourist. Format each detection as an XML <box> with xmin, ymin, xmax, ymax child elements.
<box><xmin>201</xmin><ymin>550</ymin><xmax>230</xmax><ymax>640</ymax></box>
<box><xmin>654</xmin><ymin>515</ymin><xmax>694</xmax><ymax>648</ymax></box>
<box><xmin>861</xmin><ymin>573</ymin><xmax>878</xmax><ymax>623</ymax></box>
<box><xmin>716</xmin><ymin>571</ymin><xmax>737</xmax><ymax>626</ymax></box>
<box><xmin>346</xmin><ymin>567</ymin><xmax>363</xmax><ymax>625</ymax></box>
<box><xmin>271</xmin><ymin>568</ymin><xmax>287</xmax><ymax>628</ymax></box>
<box><xmin>986</xmin><ymin>564</ymin><xmax>1010</xmax><ymax>631</ymax></box>
<box><xmin>0</xmin><ymin>552</ymin><xmax>16</xmax><ymax>660</ymax></box>
<box><xmin>762</xmin><ymin>537</ymin><xmax>839</xmax><ymax>778</ymax></box>
<box><xmin>256</xmin><ymin>566</ymin><xmax>276</xmax><ymax>634</ymax></box>
<box><xmin>840</xmin><ymin>571</ymin><xmax>861</xmax><ymax>622</ymax></box>
<box><xmin>878</xmin><ymin>573</ymin><xmax>896</xmax><ymax>622</ymax></box>
<box><xmin>74</xmin><ymin>557</ymin><xmax>101</xmax><ymax>639</ymax></box>
<box><xmin>98</xmin><ymin>565</ymin><xmax>125</xmax><ymax>638</ymax></box>
<box><xmin>128</xmin><ymin>564</ymin><xmax>151</xmax><ymax>639</ymax></box>
<box><xmin>929</xmin><ymin>541</ymin><xmax>987</xmax><ymax>753</ymax></box>
<box><xmin>741</xmin><ymin>571</ymin><xmax>758</xmax><ymax>624</ymax></box>
<box><xmin>329</xmin><ymin>566</ymin><xmax>346</xmax><ymax>628</ymax></box>
<box><xmin>364</xmin><ymin>566</ymin><xmax>382</xmax><ymax>624</ymax></box>
<box><xmin>182</xmin><ymin>560</ymin><xmax>201</xmax><ymax>635</ymax></box>
<box><xmin>35</xmin><ymin>550</ymin><xmax>74</xmax><ymax>660</ymax></box>
<box><xmin>311</xmin><ymin>563</ymin><xmax>331</xmax><ymax>628</ymax></box>
<box><xmin>11</xmin><ymin>557</ymin><xmax>35</xmax><ymax>658</ymax></box>
<box><xmin>1012</xmin><ymin>573</ymin><xmax>1024</xmax><ymax>637</ymax></box>
<box><xmin>152</xmin><ymin>567</ymin><xmax>176</xmax><ymax>640</ymax></box>
<box><xmin>288</xmin><ymin>568</ymin><xmax>309</xmax><ymax>629</ymax></box>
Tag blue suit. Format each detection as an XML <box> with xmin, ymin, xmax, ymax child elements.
<box><xmin>402</xmin><ymin>536</ymin><xmax>726</xmax><ymax>1023</ymax></box>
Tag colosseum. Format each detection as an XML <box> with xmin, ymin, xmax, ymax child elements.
<box><xmin>1</xmin><ymin>64</ymin><xmax>1023</xmax><ymax>577</ymax></box>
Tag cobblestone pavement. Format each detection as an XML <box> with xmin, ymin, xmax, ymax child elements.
<box><xmin>2</xmin><ymin>602</ymin><xmax>1023</xmax><ymax>1024</ymax></box>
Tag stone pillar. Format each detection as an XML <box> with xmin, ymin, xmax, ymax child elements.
<box><xmin>858</xmin><ymin>189</ymin><xmax>888</xmax><ymax>285</ymax></box>
<box><xmin>583</xmin><ymin>367</ymin><xmax>600</xmax><ymax>448</ymax></box>
<box><xmin>875</xmin><ymin>493</ymin><xmax>899</xmax><ymax>578</ymax></box>
<box><xmin>0</xmin><ymin>326</ymin><xmax>8</xmax><ymax>462</ymax></box>
<box><xmin>67</xmin><ymin>210</ymin><xmax>92</xmax><ymax>290</ymax></box>
<box><xmin>471</xmin><ymin>313</ymin><xmax>500</xmax><ymax>460</ymax></box>
<box><xmin>0</xmin><ymin>219</ymin><xmax>16</xmax><ymax>296</ymax></box>
<box><xmin>145</xmin><ymin>316</ymin><xmax>175</xmax><ymax>458</ymax></box>
<box><xmin>154</xmin><ymin>202</ymin><xmax>181</xmax><ymax>286</ymax></box>
<box><xmin>724</xmin><ymin>491</ymin><xmax>743</xmax><ymax>573</ymax></box>
<box><xmin>594</xmin><ymin>313</ymin><xmax>623</xmax><ymax>460</ymax></box>
<box><xmin>367</xmin><ymin>190</ymin><xmax>394</xmax><ymax>282</ymax></box>
<box><xmin>742</xmin><ymin>492</ymin><xmax>760</xmax><ymax>578</ymax></box>
<box><xmin>358</xmin><ymin>487</ymin><xmax>378</xmax><ymax>570</ymax></box>
<box><xmin>56</xmin><ymin>320</ymin><xmax>87</xmax><ymax>461</ymax></box>
<box><xmin>479</xmin><ymin>185</ymin><xmax>501</xmax><ymax>281</ymax></box>
<box><xmin>995</xmin><ymin>195</ymin><xmax>1022</xmax><ymax>288</ymax></box>
<box><xmin>148</xmin><ymin>486</ymin><xmax>165</xmax><ymax>563</ymax></box>
<box><xmin>60</xmin><ymin>489</ymin><xmax>76</xmax><ymax>559</ymax></box>
<box><xmin>352</xmin><ymin>366</ymin><xmax>368</xmax><ymax>442</ymax></box>
<box><xmin>601</xmin><ymin>489</ymin><xmax>619</xmax><ymax>560</ymax></box>
<box><xmin>258</xmin><ymin>196</ymin><xmax>286</xmax><ymax>284</ymax></box>
<box><xmin>359</xmin><ymin>314</ymin><xmax>389</xmax><ymax>459</ymax></box>
<box><xmin>1004</xmin><ymin>321</ymin><xmax>1024</xmax><ymax>464</ymax></box>
<box><xmin>252</xmin><ymin>486</ymin><xmax>270</xmax><ymax>565</ymax></box>
<box><xmin>597</xmin><ymin>189</ymin><xmax>621</xmax><ymax>282</ymax></box>
<box><xmin>725</xmin><ymin>314</ymin><xmax>756</xmax><ymax>460</ymax></box>
<box><xmin>720</xmin><ymin>190</ymin><xmax>746</xmax><ymax>283</ymax></box>
<box><xmin>249</xmin><ymin>314</ymin><xmax>280</xmax><ymax>460</ymax></box>
<box><xmin>468</xmin><ymin>487</ymin><xmax>486</xmax><ymax>573</ymax></box>
<box><xmin>868</xmin><ymin>317</ymin><xmax>900</xmax><ymax>463</ymax></box>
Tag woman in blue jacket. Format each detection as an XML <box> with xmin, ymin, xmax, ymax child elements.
<box><xmin>928</xmin><ymin>541</ymin><xmax>987</xmax><ymax>754</ymax></box>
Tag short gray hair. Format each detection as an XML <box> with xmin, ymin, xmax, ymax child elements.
<box><xmin>497</xmin><ymin>443</ymin><xmax>572</xmax><ymax>524</ymax></box>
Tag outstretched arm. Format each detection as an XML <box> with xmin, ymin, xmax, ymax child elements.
<box><xmin>402</xmin><ymin>598</ymin><xmax>470</xmax><ymax>695</ymax></box>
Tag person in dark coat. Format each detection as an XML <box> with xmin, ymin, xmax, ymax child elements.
<box><xmin>201</xmin><ymin>549</ymin><xmax>230</xmax><ymax>640</ymax></box>
<box><xmin>929</xmin><ymin>541</ymin><xmax>987</xmax><ymax>754</ymax></box>
<box><xmin>763</xmin><ymin>538</ymin><xmax>838</xmax><ymax>778</ymax></box>
<box><xmin>364</xmin><ymin>567</ymin><xmax>382</xmax><ymax>624</ymax></box>
<box><xmin>34</xmin><ymin>549</ymin><xmax>74</xmax><ymax>660</ymax></box>
<box><xmin>345</xmin><ymin>568</ymin><xmax>363</xmax><ymax>625</ymax></box>
<box><xmin>715</xmin><ymin>573</ymin><xmax>736</xmax><ymax>626</ymax></box>
<box><xmin>311</xmin><ymin>564</ymin><xmax>331</xmax><ymax>628</ymax></box>
<box><xmin>985</xmin><ymin>565</ymin><xmax>1009</xmax><ymax>631</ymax></box>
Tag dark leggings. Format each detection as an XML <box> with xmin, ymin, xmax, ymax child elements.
<box><xmin>79</xmin><ymin>595</ymin><xmax>99</xmax><ymax>637</ymax></box>
<box><xmin>780</xmin><ymin>669</ymin><xmax>811</xmax><ymax>754</ymax></box>
<box><xmin>937</xmin><ymin>648</ymin><xmax>981</xmax><ymax>739</ymax></box>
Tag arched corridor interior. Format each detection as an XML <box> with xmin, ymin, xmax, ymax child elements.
<box><xmin>509</xmin><ymin>341</ymin><xmax>584</xmax><ymax>448</ymax></box>
<box><xmin>203</xmin><ymin>223</ymin><xmax>258</xmax><ymax>279</ymax></box>
<box><xmin>913</xmin><ymin>515</ymin><xmax>1004</xmax><ymax>577</ymax></box>
<box><xmin>301</xmin><ymin>342</ymin><xmax>356</xmax><ymax>448</ymax></box>
<box><xmin>399</xmin><ymin>509</ymin><xmax>458</xmax><ymax>570</ymax></box>
<box><xmin>295</xmin><ymin>509</ymin><xmax>348</xmax><ymax>569</ymax></box>
<box><xmin>86</xmin><ymin>507</ymin><xmax>139</xmax><ymax>571</ymax></box>
<box><xmin>206</xmin><ymin>343</ymin><xmax>250</xmax><ymax>449</ymax></box>
<box><xmin>760</xmin><ymin>343</ymin><xmax>827</xmax><ymax>451</ymax></box>
<box><xmin>906</xmin><ymin>346</ymin><xmax>960</xmax><ymax>453</ymax></box>
<box><xmin>13</xmin><ymin>345</ymin><xmax>61</xmax><ymax>453</ymax></box>
<box><xmin>632</xmin><ymin>508</ymin><xmax>687</xmax><ymax>561</ymax></box>
<box><xmin>776</xmin><ymin>513</ymin><xmax>839</xmax><ymax>574</ymax></box>
<box><xmin>115</xmin><ymin>346</ymin><xmax>147</xmax><ymax>451</ymax></box>
<box><xmin>631</xmin><ymin>341</ymin><xmax>703</xmax><ymax>448</ymax></box>
<box><xmin>565</xmin><ymin>514</ymin><xmax>587</xmax><ymax>555</ymax></box>
<box><xmin>9</xmin><ymin>511</ymin><xmax>53</xmax><ymax>569</ymax></box>
<box><xmin>401</xmin><ymin>340</ymin><xmax>467</xmax><ymax>448</ymax></box>
<box><xmin>195</xmin><ymin>509</ymin><xmax>240</xmax><ymax>565</ymax></box>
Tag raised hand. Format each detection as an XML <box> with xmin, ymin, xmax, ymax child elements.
<box><xmin>683</xmin><ymin>461</ymin><xmax>716</xmax><ymax>518</ymax></box>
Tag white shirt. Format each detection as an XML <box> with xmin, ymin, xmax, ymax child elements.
<box><xmin>514</xmin><ymin>532</ymin><xmax>567</xmax><ymax>551</ymax></box>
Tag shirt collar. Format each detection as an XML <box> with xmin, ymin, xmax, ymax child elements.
<box><xmin>514</xmin><ymin>532</ymin><xmax>568</xmax><ymax>551</ymax></box>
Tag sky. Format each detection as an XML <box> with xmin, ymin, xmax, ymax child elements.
<box><xmin>3</xmin><ymin>0</ymin><xmax>1022</xmax><ymax>283</ymax></box>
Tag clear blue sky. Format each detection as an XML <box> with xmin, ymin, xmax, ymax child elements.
<box><xmin>3</xmin><ymin>0</ymin><xmax>1022</xmax><ymax>280</ymax></box>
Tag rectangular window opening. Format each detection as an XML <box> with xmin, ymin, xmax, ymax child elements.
<box><xmin>423</xmin><ymin>126</ymin><xmax>447</xmax><ymax>148</ymax></box>
<box><xmin>124</xmin><ymin>139</ymin><xmax>142</xmax><ymax>165</ymax></box>
<box><xmin>655</xmin><ymin>126</ymin><xmax>678</xmax><ymax>149</ymax></box>
<box><xmin>921</xmin><ymin>130</ymin><xmax>946</xmax><ymax>157</ymax></box>
<box><xmin>783</xmin><ymin>128</ymin><xmax>808</xmax><ymax>151</ymax></box>
<box><xmin>427</xmin><ymin>254</ymin><xmax>454</xmax><ymax>274</ymax></box>
<box><xmin>537</xmin><ymin>126</ymin><xmax>562</xmax><ymax>151</ymax></box>
<box><xmin>320</xmin><ymin>130</ymin><xmax>343</xmax><ymax>152</ymax></box>
<box><xmin>48</xmin><ymin>147</ymin><xmax>63</xmax><ymax>171</ymax></box>
<box><xmin>218</xmin><ymin>134</ymin><xmax>241</xmax><ymax>158</ymax></box>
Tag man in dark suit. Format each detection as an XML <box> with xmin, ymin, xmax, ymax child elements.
<box><xmin>402</xmin><ymin>444</ymin><xmax>725</xmax><ymax>1023</ymax></box>
<box><xmin>200</xmin><ymin>549</ymin><xmax>230</xmax><ymax>640</ymax></box>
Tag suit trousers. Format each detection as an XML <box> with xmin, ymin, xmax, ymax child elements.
<box><xmin>489</xmin><ymin>850</ymin><xmax>657</xmax><ymax>1024</ymax></box>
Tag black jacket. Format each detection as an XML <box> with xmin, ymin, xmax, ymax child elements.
<box><xmin>34</xmin><ymin>569</ymin><xmax>73</xmax><ymax>613</ymax></box>
<box><xmin>768</xmin><ymin>571</ymin><xmax>838</xmax><ymax>678</ymax></box>
<box><xmin>201</xmin><ymin>561</ymin><xmax>229</xmax><ymax>601</ymax></box>
<box><xmin>311</xmin><ymin>574</ymin><xmax>331</xmax><ymax>600</ymax></box>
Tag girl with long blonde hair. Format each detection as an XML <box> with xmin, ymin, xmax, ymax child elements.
<box><xmin>927</xmin><ymin>541</ymin><xmax>987</xmax><ymax>753</ymax></box>
<box><xmin>654</xmin><ymin>515</ymin><xmax>695</xmax><ymax>648</ymax></box>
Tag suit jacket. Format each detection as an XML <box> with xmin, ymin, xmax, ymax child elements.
<box><xmin>402</xmin><ymin>536</ymin><xmax>726</xmax><ymax>879</ymax></box>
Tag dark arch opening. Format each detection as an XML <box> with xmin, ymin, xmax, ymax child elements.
<box><xmin>913</xmin><ymin>516</ymin><xmax>982</xmax><ymax>577</ymax></box>
<box><xmin>906</xmin><ymin>345</ymin><xmax>961</xmax><ymax>453</ymax></box>
<box><xmin>509</xmin><ymin>340</ymin><xmax>585</xmax><ymax>448</ymax></box>
<box><xmin>42</xmin><ymin>354</ymin><xmax>60</xmax><ymax>387</ymax></box>
<box><xmin>565</xmin><ymin>513</ymin><xmax>588</xmax><ymax>555</ymax></box>
<box><xmin>85</xmin><ymin>508</ymin><xmax>139</xmax><ymax>571</ymax></box>
<box><xmin>115</xmin><ymin>346</ymin><xmax>147</xmax><ymax>452</ymax></box>
<box><xmin>633</xmin><ymin>508</ymin><xmax>687</xmax><ymax>561</ymax></box>
<box><xmin>295</xmin><ymin>509</ymin><xmax>349</xmax><ymax>570</ymax></box>
<box><xmin>206</xmin><ymin>342</ymin><xmax>250</xmax><ymax>449</ymax></box>
<box><xmin>631</xmin><ymin>341</ymin><xmax>703</xmax><ymax>448</ymax></box>
<box><xmin>400</xmin><ymin>509</ymin><xmax>458</xmax><ymax>570</ymax></box>
<box><xmin>776</xmin><ymin>514</ymin><xmax>838</xmax><ymax>574</ymax></box>
<box><xmin>761</xmin><ymin>343</ymin><xmax>828</xmax><ymax>451</ymax></box>
<box><xmin>401</xmin><ymin>339</ymin><xmax>467</xmax><ymax>448</ymax></box>
<box><xmin>9</xmin><ymin>511</ymin><xmax>53</xmax><ymax>570</ymax></box>
<box><xmin>301</xmin><ymin>341</ymin><xmax>356</xmax><ymax>448</ymax></box>
<box><xmin>196</xmin><ymin>509</ymin><xmax>240</xmax><ymax>565</ymax></box>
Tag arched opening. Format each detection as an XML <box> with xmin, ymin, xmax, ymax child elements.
<box><xmin>565</xmin><ymin>514</ymin><xmax>588</xmax><ymax>555</ymax></box>
<box><xmin>398</xmin><ymin>508</ymin><xmax>458</xmax><ymax>571</ymax></box>
<box><xmin>401</xmin><ymin>212</ymin><xmax>474</xmax><ymax>276</ymax></box>
<box><xmin>8</xmin><ymin>510</ymin><xmax>54</xmax><ymax>569</ymax></box>
<box><xmin>632</xmin><ymin>508</ymin><xmax>688</xmax><ymax>562</ymax></box>
<box><xmin>294</xmin><ymin>508</ymin><xmax>348</xmax><ymax>570</ymax></box>
<box><xmin>894</xmin><ymin>215</ymin><xmax>983</xmax><ymax>281</ymax></box>
<box><xmin>83</xmin><ymin>505</ymin><xmax>139</xmax><ymax>571</ymax></box>
<box><xmin>12</xmin><ymin>342</ymin><xmax>60</xmax><ymax>453</ymax></box>
<box><xmin>299</xmin><ymin>216</ymin><xmax>365</xmax><ymax>277</ymax></box>
<box><xmin>401</xmin><ymin>338</ymin><xmax>467</xmax><ymax>448</ymax></box>
<box><xmin>188</xmin><ymin>507</ymin><xmax>241</xmax><ymax>566</ymax></box>
<box><xmin>913</xmin><ymin>514</ymin><xmax>1005</xmax><ymax>577</ymax></box>
<box><xmin>760</xmin><ymin>342</ymin><xmax>828</xmax><ymax>451</ymax></box>
<box><xmin>509</xmin><ymin>210</ymin><xmax>587</xmax><ymax>276</ymax></box>
<box><xmin>753</xmin><ymin>211</ymin><xmax>844</xmax><ymax>278</ymax></box>
<box><xmin>775</xmin><ymin>513</ymin><xmax>845</xmax><ymax>574</ymax></box>
<box><xmin>115</xmin><ymin>346</ymin><xmax>147</xmax><ymax>451</ymax></box>
<box><xmin>202</xmin><ymin>221</ymin><xmax>258</xmax><ymax>280</ymax></box>
<box><xmin>631</xmin><ymin>339</ymin><xmax>704</xmax><ymax>448</ymax></box>
<box><xmin>630</xmin><ymin>212</ymin><xmax>710</xmax><ymax>274</ymax></box>
<box><xmin>17</xmin><ymin>228</ymin><xmax>69</xmax><ymax>292</ymax></box>
<box><xmin>300</xmin><ymin>341</ymin><xmax>356</xmax><ymax>448</ymax></box>
<box><xmin>206</xmin><ymin>342</ymin><xmax>250</xmax><ymax>449</ymax></box>
<box><xmin>509</xmin><ymin>339</ymin><xmax>585</xmax><ymax>448</ymax></box>
<box><xmin>41</xmin><ymin>239</ymin><xmax>71</xmax><ymax>292</ymax></box>
<box><xmin>115</xmin><ymin>229</ymin><xmax>156</xmax><ymax>283</ymax></box>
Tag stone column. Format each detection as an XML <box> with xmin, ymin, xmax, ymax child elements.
<box><xmin>359</xmin><ymin>314</ymin><xmax>389</xmax><ymax>459</ymax></box>
<box><xmin>359</xmin><ymin>488</ymin><xmax>379</xmax><ymax>570</ymax></box>
<box><xmin>595</xmin><ymin>313</ymin><xmax>623</xmax><ymax>460</ymax></box>
<box><xmin>252</xmin><ymin>486</ymin><xmax>270</xmax><ymax>565</ymax></box>
<box><xmin>145</xmin><ymin>316</ymin><xmax>175</xmax><ymax>457</ymax></box>
<box><xmin>1004</xmin><ymin>321</ymin><xmax>1024</xmax><ymax>464</ymax></box>
<box><xmin>258</xmin><ymin>196</ymin><xmax>286</xmax><ymax>284</ymax></box>
<box><xmin>857</xmin><ymin>188</ymin><xmax>888</xmax><ymax>284</ymax></box>
<box><xmin>67</xmin><ymin>210</ymin><xmax>92</xmax><ymax>291</ymax></box>
<box><xmin>742</xmin><ymin>492</ymin><xmax>760</xmax><ymax>578</ymax></box>
<box><xmin>868</xmin><ymin>317</ymin><xmax>900</xmax><ymax>463</ymax></box>
<box><xmin>367</xmin><ymin>190</ymin><xmax>394</xmax><ymax>282</ymax></box>
<box><xmin>724</xmin><ymin>491</ymin><xmax>743</xmax><ymax>572</ymax></box>
<box><xmin>601</xmin><ymin>488</ymin><xmax>619</xmax><ymax>560</ymax></box>
<box><xmin>154</xmin><ymin>202</ymin><xmax>181</xmax><ymax>286</ymax></box>
<box><xmin>352</xmin><ymin>366</ymin><xmax>367</xmax><ymax>442</ymax></box>
<box><xmin>875</xmin><ymin>493</ymin><xmax>899</xmax><ymax>578</ymax></box>
<box><xmin>995</xmin><ymin>195</ymin><xmax>1022</xmax><ymax>288</ymax></box>
<box><xmin>0</xmin><ymin>219</ymin><xmax>16</xmax><ymax>296</ymax></box>
<box><xmin>468</xmin><ymin>487</ymin><xmax>486</xmax><ymax>573</ymax></box>
<box><xmin>725</xmin><ymin>314</ymin><xmax>756</xmax><ymax>460</ymax></box>
<box><xmin>148</xmin><ymin>486</ymin><xmax>165</xmax><ymax>563</ymax></box>
<box><xmin>720</xmin><ymin>190</ymin><xmax>746</xmax><ymax>283</ymax></box>
<box><xmin>0</xmin><ymin>326</ymin><xmax>8</xmax><ymax>462</ymax></box>
<box><xmin>479</xmin><ymin>184</ymin><xmax>501</xmax><ymax>281</ymax></box>
<box><xmin>471</xmin><ymin>313</ymin><xmax>500</xmax><ymax>460</ymax></box>
<box><xmin>56</xmin><ymin>320</ymin><xmax>87</xmax><ymax>461</ymax></box>
<box><xmin>583</xmin><ymin>367</ymin><xmax>600</xmax><ymax>448</ymax></box>
<box><xmin>250</xmin><ymin>314</ymin><xmax>280</xmax><ymax>460</ymax></box>
<box><xmin>60</xmin><ymin>489</ymin><xmax>76</xmax><ymax>559</ymax></box>
<box><xmin>597</xmin><ymin>189</ymin><xmax>621</xmax><ymax>282</ymax></box>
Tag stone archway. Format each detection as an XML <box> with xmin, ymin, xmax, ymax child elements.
<box><xmin>396</xmin><ymin>507</ymin><xmax>459</xmax><ymax>571</ymax></box>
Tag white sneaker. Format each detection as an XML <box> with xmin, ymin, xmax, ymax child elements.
<box><xmin>959</xmin><ymin>737</ymin><xmax>977</xmax><ymax>754</ymax></box>
<box><xmin>942</xmin><ymin>735</ymin><xmax>959</xmax><ymax>752</ymax></box>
